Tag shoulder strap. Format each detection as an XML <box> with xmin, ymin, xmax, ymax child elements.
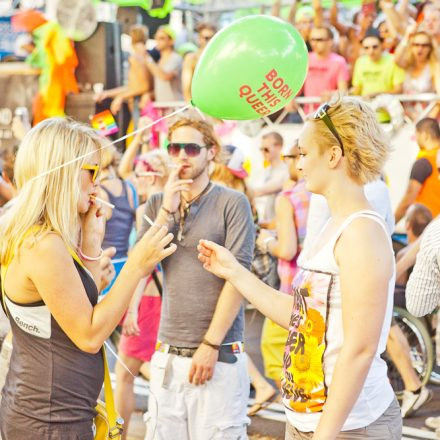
<box><xmin>125</xmin><ymin>179</ymin><xmax>139</xmax><ymax>210</ymax></box>
<box><xmin>101</xmin><ymin>346</ymin><xmax>119</xmax><ymax>429</ymax></box>
<box><xmin>67</xmin><ymin>246</ymin><xmax>84</xmax><ymax>268</ymax></box>
<box><xmin>68</xmin><ymin>248</ymin><xmax>119</xmax><ymax>428</ymax></box>
<box><xmin>1</xmin><ymin>265</ymin><xmax>9</xmax><ymax>318</ymax></box>
<box><xmin>332</xmin><ymin>210</ymin><xmax>392</xmax><ymax>250</ymax></box>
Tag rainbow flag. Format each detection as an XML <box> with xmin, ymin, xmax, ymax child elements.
<box><xmin>91</xmin><ymin>110</ymin><xmax>119</xmax><ymax>136</ymax></box>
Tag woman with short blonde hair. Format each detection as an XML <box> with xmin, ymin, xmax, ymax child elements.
<box><xmin>197</xmin><ymin>97</ymin><xmax>402</xmax><ymax>440</ymax></box>
<box><xmin>0</xmin><ymin>117</ymin><xmax>175</xmax><ymax>440</ymax></box>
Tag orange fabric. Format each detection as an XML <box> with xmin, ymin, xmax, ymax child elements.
<box><xmin>28</xmin><ymin>22</ymin><xmax>78</xmax><ymax>124</ymax></box>
<box><xmin>415</xmin><ymin>149</ymin><xmax>440</xmax><ymax>217</ymax></box>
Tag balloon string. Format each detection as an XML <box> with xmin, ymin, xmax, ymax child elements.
<box><xmin>28</xmin><ymin>103</ymin><xmax>192</xmax><ymax>183</ymax></box>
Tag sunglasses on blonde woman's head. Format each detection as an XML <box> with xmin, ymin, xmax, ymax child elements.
<box><xmin>81</xmin><ymin>164</ymin><xmax>100</xmax><ymax>182</ymax></box>
<box><xmin>313</xmin><ymin>103</ymin><xmax>345</xmax><ymax>156</ymax></box>
<box><xmin>167</xmin><ymin>142</ymin><xmax>210</xmax><ymax>157</ymax></box>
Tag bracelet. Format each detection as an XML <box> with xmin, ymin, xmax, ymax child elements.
<box><xmin>78</xmin><ymin>247</ymin><xmax>103</xmax><ymax>261</ymax></box>
<box><xmin>202</xmin><ymin>338</ymin><xmax>220</xmax><ymax>351</ymax></box>
<box><xmin>263</xmin><ymin>236</ymin><xmax>276</xmax><ymax>253</ymax></box>
<box><xmin>161</xmin><ymin>205</ymin><xmax>175</xmax><ymax>215</ymax></box>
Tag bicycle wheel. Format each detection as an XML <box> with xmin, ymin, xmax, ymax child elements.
<box><xmin>384</xmin><ymin>307</ymin><xmax>434</xmax><ymax>397</ymax></box>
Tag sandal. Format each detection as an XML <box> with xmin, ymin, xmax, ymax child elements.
<box><xmin>247</xmin><ymin>391</ymin><xmax>279</xmax><ymax>416</ymax></box>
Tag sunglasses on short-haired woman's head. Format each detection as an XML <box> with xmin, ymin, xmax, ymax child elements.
<box><xmin>313</xmin><ymin>103</ymin><xmax>345</xmax><ymax>156</ymax></box>
<box><xmin>81</xmin><ymin>164</ymin><xmax>100</xmax><ymax>182</ymax></box>
<box><xmin>167</xmin><ymin>143</ymin><xmax>210</xmax><ymax>157</ymax></box>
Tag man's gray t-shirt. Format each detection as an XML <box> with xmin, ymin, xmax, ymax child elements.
<box><xmin>154</xmin><ymin>51</ymin><xmax>183</xmax><ymax>102</ymax></box>
<box><xmin>139</xmin><ymin>184</ymin><xmax>255</xmax><ymax>347</ymax></box>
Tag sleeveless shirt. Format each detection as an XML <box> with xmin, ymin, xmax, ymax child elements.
<box><xmin>282</xmin><ymin>210</ymin><xmax>395</xmax><ymax>431</ymax></box>
<box><xmin>0</xmin><ymin>250</ymin><xmax>103</xmax><ymax>433</ymax></box>
<box><xmin>101</xmin><ymin>179</ymin><xmax>136</xmax><ymax>259</ymax></box>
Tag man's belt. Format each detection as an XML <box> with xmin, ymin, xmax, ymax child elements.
<box><xmin>155</xmin><ymin>341</ymin><xmax>244</xmax><ymax>363</ymax></box>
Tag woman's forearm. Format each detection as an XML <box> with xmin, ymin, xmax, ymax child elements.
<box><xmin>229</xmin><ymin>264</ymin><xmax>293</xmax><ymax>328</ymax></box>
<box><xmin>313</xmin><ymin>347</ymin><xmax>376</xmax><ymax>439</ymax></box>
<box><xmin>118</xmin><ymin>137</ymin><xmax>141</xmax><ymax>179</ymax></box>
<box><xmin>87</xmin><ymin>262</ymin><xmax>152</xmax><ymax>352</ymax></box>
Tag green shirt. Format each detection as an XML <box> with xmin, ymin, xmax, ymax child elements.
<box><xmin>352</xmin><ymin>54</ymin><xmax>405</xmax><ymax>122</ymax></box>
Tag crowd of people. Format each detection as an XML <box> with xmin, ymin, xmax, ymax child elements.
<box><xmin>90</xmin><ymin>0</ymin><xmax>440</xmax><ymax>126</ymax></box>
<box><xmin>0</xmin><ymin>1</ymin><xmax>440</xmax><ymax>440</ymax></box>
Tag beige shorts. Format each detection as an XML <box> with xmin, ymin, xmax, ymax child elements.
<box><xmin>285</xmin><ymin>398</ymin><xmax>402</xmax><ymax>440</ymax></box>
<box><xmin>145</xmin><ymin>351</ymin><xmax>249</xmax><ymax>440</ymax></box>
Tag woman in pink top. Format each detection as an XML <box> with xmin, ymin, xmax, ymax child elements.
<box><xmin>198</xmin><ymin>97</ymin><xmax>401</xmax><ymax>439</ymax></box>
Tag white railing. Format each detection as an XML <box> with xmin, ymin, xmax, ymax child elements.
<box><xmin>151</xmin><ymin>93</ymin><xmax>440</xmax><ymax>127</ymax></box>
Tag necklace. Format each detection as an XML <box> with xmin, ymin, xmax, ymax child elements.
<box><xmin>177</xmin><ymin>181</ymin><xmax>212</xmax><ymax>242</ymax></box>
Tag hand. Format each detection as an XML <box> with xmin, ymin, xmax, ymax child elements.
<box><xmin>81</xmin><ymin>199</ymin><xmax>105</xmax><ymax>254</ymax></box>
<box><xmin>110</xmin><ymin>96</ymin><xmax>123</xmax><ymax>114</ymax></box>
<box><xmin>11</xmin><ymin>116</ymin><xmax>29</xmax><ymax>141</ymax></box>
<box><xmin>197</xmin><ymin>240</ymin><xmax>240</xmax><ymax>280</ymax></box>
<box><xmin>188</xmin><ymin>343</ymin><xmax>219</xmax><ymax>385</ymax></box>
<box><xmin>404</xmin><ymin>20</ymin><xmax>418</xmax><ymax>40</ymax></box>
<box><xmin>138</xmin><ymin>94</ymin><xmax>152</xmax><ymax>112</ymax></box>
<box><xmin>94</xmin><ymin>91</ymin><xmax>108</xmax><ymax>102</ymax></box>
<box><xmin>256</xmin><ymin>229</ymin><xmax>275</xmax><ymax>251</ymax></box>
<box><xmin>162</xmin><ymin>166</ymin><xmax>193</xmax><ymax>213</ymax></box>
<box><xmin>122</xmin><ymin>310</ymin><xmax>140</xmax><ymax>336</ymax></box>
<box><xmin>99</xmin><ymin>247</ymin><xmax>116</xmax><ymax>291</ymax></box>
<box><xmin>128</xmin><ymin>224</ymin><xmax>176</xmax><ymax>278</ymax></box>
<box><xmin>135</xmin><ymin>115</ymin><xmax>153</xmax><ymax>143</ymax></box>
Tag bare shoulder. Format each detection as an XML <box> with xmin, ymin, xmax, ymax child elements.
<box><xmin>275</xmin><ymin>193</ymin><xmax>294</xmax><ymax>212</ymax></box>
<box><xmin>24</xmin><ymin>232</ymin><xmax>70</xmax><ymax>263</ymax></box>
<box><xmin>183</xmin><ymin>52</ymin><xmax>198</xmax><ymax>68</ymax></box>
<box><xmin>336</xmin><ymin>216</ymin><xmax>393</xmax><ymax>264</ymax></box>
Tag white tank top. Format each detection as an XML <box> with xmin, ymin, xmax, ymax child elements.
<box><xmin>281</xmin><ymin>210</ymin><xmax>395</xmax><ymax>432</ymax></box>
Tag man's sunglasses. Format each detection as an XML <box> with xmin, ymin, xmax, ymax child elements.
<box><xmin>167</xmin><ymin>143</ymin><xmax>210</xmax><ymax>157</ymax></box>
<box><xmin>81</xmin><ymin>163</ymin><xmax>100</xmax><ymax>182</ymax></box>
<box><xmin>313</xmin><ymin>103</ymin><xmax>345</xmax><ymax>156</ymax></box>
<box><xmin>363</xmin><ymin>44</ymin><xmax>379</xmax><ymax>50</ymax></box>
<box><xmin>310</xmin><ymin>37</ymin><xmax>329</xmax><ymax>42</ymax></box>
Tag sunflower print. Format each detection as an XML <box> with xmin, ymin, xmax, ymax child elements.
<box><xmin>282</xmin><ymin>268</ymin><xmax>333</xmax><ymax>413</ymax></box>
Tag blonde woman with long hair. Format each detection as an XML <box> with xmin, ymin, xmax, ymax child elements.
<box><xmin>0</xmin><ymin>118</ymin><xmax>176</xmax><ymax>440</ymax></box>
<box><xmin>394</xmin><ymin>24</ymin><xmax>440</xmax><ymax>120</ymax></box>
<box><xmin>198</xmin><ymin>97</ymin><xmax>401</xmax><ymax>439</ymax></box>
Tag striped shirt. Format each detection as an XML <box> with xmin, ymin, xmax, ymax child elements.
<box><xmin>277</xmin><ymin>180</ymin><xmax>310</xmax><ymax>294</ymax></box>
<box><xmin>406</xmin><ymin>217</ymin><xmax>440</xmax><ymax>365</ymax></box>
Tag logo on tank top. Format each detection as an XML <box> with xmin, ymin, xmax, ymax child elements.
<box><xmin>281</xmin><ymin>268</ymin><xmax>333</xmax><ymax>413</ymax></box>
<box><xmin>15</xmin><ymin>316</ymin><xmax>41</xmax><ymax>334</ymax></box>
<box><xmin>5</xmin><ymin>297</ymin><xmax>52</xmax><ymax>339</ymax></box>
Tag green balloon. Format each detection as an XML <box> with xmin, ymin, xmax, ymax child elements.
<box><xmin>191</xmin><ymin>15</ymin><xmax>308</xmax><ymax>120</ymax></box>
